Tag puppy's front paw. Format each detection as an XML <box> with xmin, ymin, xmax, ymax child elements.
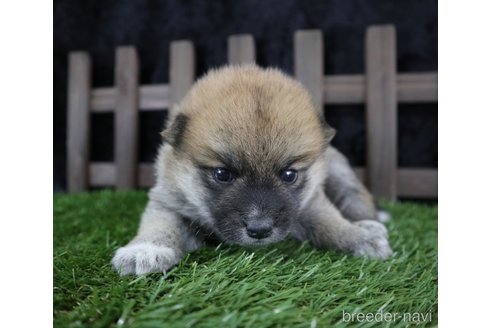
<box><xmin>352</xmin><ymin>220</ymin><xmax>393</xmax><ymax>259</ymax></box>
<box><xmin>111</xmin><ymin>243</ymin><xmax>178</xmax><ymax>276</ymax></box>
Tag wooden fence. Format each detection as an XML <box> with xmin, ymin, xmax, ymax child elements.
<box><xmin>67</xmin><ymin>25</ymin><xmax>438</xmax><ymax>200</ymax></box>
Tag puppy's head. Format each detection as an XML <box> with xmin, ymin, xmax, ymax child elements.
<box><xmin>162</xmin><ymin>66</ymin><xmax>334</xmax><ymax>245</ymax></box>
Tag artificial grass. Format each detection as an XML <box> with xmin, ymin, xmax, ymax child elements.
<box><xmin>54</xmin><ymin>190</ymin><xmax>437</xmax><ymax>327</ymax></box>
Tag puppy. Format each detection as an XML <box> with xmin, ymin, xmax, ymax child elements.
<box><xmin>112</xmin><ymin>65</ymin><xmax>393</xmax><ymax>276</ymax></box>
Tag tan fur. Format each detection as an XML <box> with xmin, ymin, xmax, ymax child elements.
<box><xmin>178</xmin><ymin>65</ymin><xmax>324</xmax><ymax>170</ymax></box>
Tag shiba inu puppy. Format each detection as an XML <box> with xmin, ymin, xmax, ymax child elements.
<box><xmin>111</xmin><ymin>65</ymin><xmax>393</xmax><ymax>275</ymax></box>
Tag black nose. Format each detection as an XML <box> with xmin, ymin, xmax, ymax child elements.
<box><xmin>245</xmin><ymin>221</ymin><xmax>273</xmax><ymax>239</ymax></box>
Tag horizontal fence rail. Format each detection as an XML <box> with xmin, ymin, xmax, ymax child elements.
<box><xmin>90</xmin><ymin>72</ymin><xmax>437</xmax><ymax>112</ymax></box>
<box><xmin>88</xmin><ymin>163</ymin><xmax>437</xmax><ymax>199</ymax></box>
<box><xmin>67</xmin><ymin>25</ymin><xmax>438</xmax><ymax>199</ymax></box>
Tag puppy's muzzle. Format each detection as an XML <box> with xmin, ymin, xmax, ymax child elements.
<box><xmin>242</xmin><ymin>219</ymin><xmax>273</xmax><ymax>239</ymax></box>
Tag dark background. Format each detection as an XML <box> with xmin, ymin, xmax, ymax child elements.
<box><xmin>54</xmin><ymin>0</ymin><xmax>437</xmax><ymax>192</ymax></box>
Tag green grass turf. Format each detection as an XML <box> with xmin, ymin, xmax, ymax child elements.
<box><xmin>54</xmin><ymin>190</ymin><xmax>437</xmax><ymax>327</ymax></box>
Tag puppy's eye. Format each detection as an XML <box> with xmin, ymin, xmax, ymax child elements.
<box><xmin>212</xmin><ymin>167</ymin><xmax>234</xmax><ymax>183</ymax></box>
<box><xmin>280</xmin><ymin>169</ymin><xmax>298</xmax><ymax>184</ymax></box>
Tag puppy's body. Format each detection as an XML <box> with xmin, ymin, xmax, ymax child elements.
<box><xmin>112</xmin><ymin>66</ymin><xmax>392</xmax><ymax>275</ymax></box>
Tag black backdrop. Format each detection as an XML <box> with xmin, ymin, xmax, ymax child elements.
<box><xmin>54</xmin><ymin>0</ymin><xmax>437</xmax><ymax>192</ymax></box>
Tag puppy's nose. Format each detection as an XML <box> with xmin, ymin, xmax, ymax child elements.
<box><xmin>245</xmin><ymin>221</ymin><xmax>273</xmax><ymax>239</ymax></box>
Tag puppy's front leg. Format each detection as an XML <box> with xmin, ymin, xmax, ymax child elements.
<box><xmin>294</xmin><ymin>189</ymin><xmax>393</xmax><ymax>259</ymax></box>
<box><xmin>111</xmin><ymin>201</ymin><xmax>201</xmax><ymax>275</ymax></box>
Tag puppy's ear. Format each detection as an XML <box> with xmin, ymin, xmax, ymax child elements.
<box><xmin>322</xmin><ymin>121</ymin><xmax>337</xmax><ymax>145</ymax></box>
<box><xmin>160</xmin><ymin>113</ymin><xmax>189</xmax><ymax>148</ymax></box>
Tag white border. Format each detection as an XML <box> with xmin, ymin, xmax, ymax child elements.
<box><xmin>0</xmin><ymin>1</ymin><xmax>53</xmax><ymax>326</ymax></box>
<box><xmin>2</xmin><ymin>1</ymin><xmax>489</xmax><ymax>326</ymax></box>
<box><xmin>439</xmin><ymin>0</ymin><xmax>492</xmax><ymax>326</ymax></box>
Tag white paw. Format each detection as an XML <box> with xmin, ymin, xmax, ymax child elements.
<box><xmin>352</xmin><ymin>220</ymin><xmax>393</xmax><ymax>259</ymax></box>
<box><xmin>377</xmin><ymin>210</ymin><xmax>392</xmax><ymax>223</ymax></box>
<box><xmin>111</xmin><ymin>243</ymin><xmax>178</xmax><ymax>276</ymax></box>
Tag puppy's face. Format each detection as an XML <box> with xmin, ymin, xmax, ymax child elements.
<box><xmin>162</xmin><ymin>66</ymin><xmax>333</xmax><ymax>245</ymax></box>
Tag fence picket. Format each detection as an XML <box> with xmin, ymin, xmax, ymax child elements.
<box><xmin>169</xmin><ymin>41</ymin><xmax>195</xmax><ymax>119</ymax></box>
<box><xmin>115</xmin><ymin>46</ymin><xmax>139</xmax><ymax>190</ymax></box>
<box><xmin>67</xmin><ymin>52</ymin><xmax>91</xmax><ymax>193</ymax></box>
<box><xmin>228</xmin><ymin>34</ymin><xmax>255</xmax><ymax>64</ymax></box>
<box><xmin>365</xmin><ymin>25</ymin><xmax>397</xmax><ymax>200</ymax></box>
<box><xmin>294</xmin><ymin>30</ymin><xmax>324</xmax><ymax>115</ymax></box>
